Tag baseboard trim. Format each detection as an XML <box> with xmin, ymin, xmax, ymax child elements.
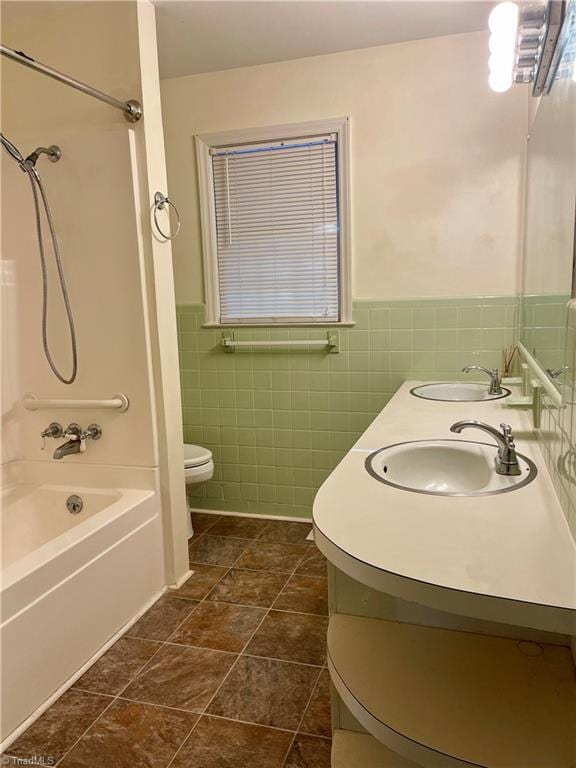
<box><xmin>188</xmin><ymin>506</ymin><xmax>312</xmax><ymax>524</ymax></box>
<box><xmin>168</xmin><ymin>569</ymin><xmax>194</xmax><ymax>590</ymax></box>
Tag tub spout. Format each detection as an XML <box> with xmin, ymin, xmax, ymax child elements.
<box><xmin>53</xmin><ymin>437</ymin><xmax>82</xmax><ymax>460</ymax></box>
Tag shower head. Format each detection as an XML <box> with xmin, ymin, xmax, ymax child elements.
<box><xmin>25</xmin><ymin>145</ymin><xmax>61</xmax><ymax>166</ymax></box>
<box><xmin>0</xmin><ymin>134</ymin><xmax>61</xmax><ymax>172</ymax></box>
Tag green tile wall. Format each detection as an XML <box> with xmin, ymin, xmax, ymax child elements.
<box><xmin>520</xmin><ymin>294</ymin><xmax>570</xmax><ymax>373</ymax></box>
<box><xmin>536</xmin><ymin>300</ymin><xmax>576</xmax><ymax>542</ymax></box>
<box><xmin>177</xmin><ymin>296</ymin><xmax>518</xmax><ymax>519</ymax></box>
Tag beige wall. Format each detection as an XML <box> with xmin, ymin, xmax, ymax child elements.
<box><xmin>523</xmin><ymin>74</ymin><xmax>576</xmax><ymax>296</ymax></box>
<box><xmin>161</xmin><ymin>31</ymin><xmax>529</xmax><ymax>305</ymax></box>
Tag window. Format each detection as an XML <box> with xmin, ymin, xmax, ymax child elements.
<box><xmin>196</xmin><ymin>119</ymin><xmax>351</xmax><ymax>325</ymax></box>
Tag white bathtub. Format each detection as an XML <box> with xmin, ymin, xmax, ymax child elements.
<box><xmin>0</xmin><ymin>461</ymin><xmax>165</xmax><ymax>745</ymax></box>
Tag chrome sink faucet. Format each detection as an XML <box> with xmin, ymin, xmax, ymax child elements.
<box><xmin>53</xmin><ymin>423</ymin><xmax>102</xmax><ymax>460</ymax></box>
<box><xmin>462</xmin><ymin>365</ymin><xmax>503</xmax><ymax>395</ymax></box>
<box><xmin>450</xmin><ymin>420</ymin><xmax>521</xmax><ymax>476</ymax></box>
<box><xmin>546</xmin><ymin>366</ymin><xmax>568</xmax><ymax>379</ymax></box>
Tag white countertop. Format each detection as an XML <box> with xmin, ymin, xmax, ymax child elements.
<box><xmin>313</xmin><ymin>382</ymin><xmax>576</xmax><ymax>634</ymax></box>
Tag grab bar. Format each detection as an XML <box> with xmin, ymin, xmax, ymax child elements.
<box><xmin>22</xmin><ymin>393</ymin><xmax>129</xmax><ymax>412</ymax></box>
<box><xmin>221</xmin><ymin>331</ymin><xmax>339</xmax><ymax>353</ymax></box>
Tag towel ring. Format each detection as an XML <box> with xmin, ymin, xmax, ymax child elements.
<box><xmin>153</xmin><ymin>191</ymin><xmax>181</xmax><ymax>240</ymax></box>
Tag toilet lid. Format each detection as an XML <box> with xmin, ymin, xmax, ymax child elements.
<box><xmin>184</xmin><ymin>444</ymin><xmax>213</xmax><ymax>468</ymax></box>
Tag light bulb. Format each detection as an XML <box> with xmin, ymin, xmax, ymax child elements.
<box><xmin>489</xmin><ymin>51</ymin><xmax>514</xmax><ymax>71</ymax></box>
<box><xmin>489</xmin><ymin>2</ymin><xmax>519</xmax><ymax>36</ymax></box>
<box><xmin>488</xmin><ymin>2</ymin><xmax>519</xmax><ymax>92</ymax></box>
<box><xmin>489</xmin><ymin>69</ymin><xmax>513</xmax><ymax>92</ymax></box>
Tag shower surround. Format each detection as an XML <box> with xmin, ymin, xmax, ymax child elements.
<box><xmin>0</xmin><ymin>1</ymin><xmax>184</xmax><ymax>746</ymax></box>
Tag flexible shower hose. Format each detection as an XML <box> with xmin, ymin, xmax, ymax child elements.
<box><xmin>25</xmin><ymin>166</ymin><xmax>78</xmax><ymax>384</ymax></box>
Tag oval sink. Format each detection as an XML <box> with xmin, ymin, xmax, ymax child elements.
<box><xmin>366</xmin><ymin>440</ymin><xmax>537</xmax><ymax>496</ymax></box>
<box><xmin>410</xmin><ymin>382</ymin><xmax>511</xmax><ymax>402</ymax></box>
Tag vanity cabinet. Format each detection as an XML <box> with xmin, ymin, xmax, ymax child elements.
<box><xmin>313</xmin><ymin>383</ymin><xmax>576</xmax><ymax>767</ymax></box>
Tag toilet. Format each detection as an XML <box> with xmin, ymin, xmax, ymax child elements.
<box><xmin>184</xmin><ymin>443</ymin><xmax>214</xmax><ymax>538</ymax></box>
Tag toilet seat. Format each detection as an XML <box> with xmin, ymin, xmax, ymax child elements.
<box><xmin>184</xmin><ymin>444</ymin><xmax>213</xmax><ymax>468</ymax></box>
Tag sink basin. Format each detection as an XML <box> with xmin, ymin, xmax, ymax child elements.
<box><xmin>365</xmin><ymin>440</ymin><xmax>537</xmax><ymax>496</ymax></box>
<box><xmin>410</xmin><ymin>382</ymin><xmax>511</xmax><ymax>402</ymax></box>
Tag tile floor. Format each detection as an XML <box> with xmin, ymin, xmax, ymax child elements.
<box><xmin>3</xmin><ymin>515</ymin><xmax>331</xmax><ymax>767</ymax></box>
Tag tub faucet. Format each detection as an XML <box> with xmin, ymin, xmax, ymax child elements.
<box><xmin>53</xmin><ymin>423</ymin><xmax>102</xmax><ymax>460</ymax></box>
<box><xmin>450</xmin><ymin>420</ymin><xmax>521</xmax><ymax>476</ymax></box>
<box><xmin>53</xmin><ymin>436</ymin><xmax>83</xmax><ymax>460</ymax></box>
<box><xmin>462</xmin><ymin>365</ymin><xmax>503</xmax><ymax>395</ymax></box>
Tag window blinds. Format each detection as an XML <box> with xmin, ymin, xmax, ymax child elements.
<box><xmin>211</xmin><ymin>135</ymin><xmax>340</xmax><ymax>323</ymax></box>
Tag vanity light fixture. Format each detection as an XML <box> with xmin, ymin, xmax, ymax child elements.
<box><xmin>488</xmin><ymin>1</ymin><xmax>565</xmax><ymax>94</ymax></box>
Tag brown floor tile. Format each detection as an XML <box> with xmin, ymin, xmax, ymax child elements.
<box><xmin>177</xmin><ymin>563</ymin><xmax>229</xmax><ymax>600</ymax></box>
<box><xmin>121</xmin><ymin>644</ymin><xmax>236</xmax><ymax>713</ymax></box>
<box><xmin>188</xmin><ymin>534</ymin><xmax>251</xmax><ymax>566</ymax></box>
<box><xmin>284</xmin><ymin>734</ymin><xmax>332</xmax><ymax>767</ymax></box>
<box><xmin>59</xmin><ymin>700</ymin><xmax>197</xmax><ymax>768</ymax></box>
<box><xmin>245</xmin><ymin>611</ymin><xmax>327</xmax><ymax>666</ymax></box>
<box><xmin>73</xmin><ymin>637</ymin><xmax>161</xmax><ymax>696</ymax></box>
<box><xmin>235</xmin><ymin>541</ymin><xmax>307</xmax><ymax>573</ymax></box>
<box><xmin>273</xmin><ymin>574</ymin><xmax>328</xmax><ymax>616</ymax></box>
<box><xmin>5</xmin><ymin>690</ymin><xmax>109</xmax><ymax>765</ymax></box>
<box><xmin>296</xmin><ymin>546</ymin><xmax>328</xmax><ymax>577</ymax></box>
<box><xmin>208</xmin><ymin>516</ymin><xmax>269</xmax><ymax>539</ymax></box>
<box><xmin>207</xmin><ymin>568</ymin><xmax>289</xmax><ymax>607</ymax></box>
<box><xmin>258</xmin><ymin>521</ymin><xmax>312</xmax><ymax>544</ymax></box>
<box><xmin>208</xmin><ymin>656</ymin><xmax>320</xmax><ymax>731</ymax></box>
<box><xmin>171</xmin><ymin>715</ymin><xmax>292</xmax><ymax>768</ymax></box>
<box><xmin>300</xmin><ymin>669</ymin><xmax>332</xmax><ymax>738</ymax></box>
<box><xmin>273</xmin><ymin>575</ymin><xmax>328</xmax><ymax>615</ymax></box>
<box><xmin>170</xmin><ymin>601</ymin><xmax>265</xmax><ymax>653</ymax></box>
<box><xmin>191</xmin><ymin>512</ymin><xmax>221</xmax><ymax>534</ymax></box>
<box><xmin>127</xmin><ymin>596</ymin><xmax>199</xmax><ymax>641</ymax></box>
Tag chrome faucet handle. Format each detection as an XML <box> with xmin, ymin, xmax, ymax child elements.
<box><xmin>41</xmin><ymin>422</ymin><xmax>63</xmax><ymax>439</ymax></box>
<box><xmin>80</xmin><ymin>424</ymin><xmax>102</xmax><ymax>441</ymax></box>
<box><xmin>63</xmin><ymin>423</ymin><xmax>82</xmax><ymax>439</ymax></box>
<box><xmin>499</xmin><ymin>422</ymin><xmax>516</xmax><ymax>452</ymax></box>
<box><xmin>498</xmin><ymin>423</ymin><xmax>519</xmax><ymax>471</ymax></box>
<box><xmin>40</xmin><ymin>422</ymin><xmax>63</xmax><ymax>451</ymax></box>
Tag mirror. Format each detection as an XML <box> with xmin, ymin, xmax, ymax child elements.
<box><xmin>520</xmin><ymin>27</ymin><xmax>576</xmax><ymax>387</ymax></box>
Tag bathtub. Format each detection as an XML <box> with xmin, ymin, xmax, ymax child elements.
<box><xmin>0</xmin><ymin>461</ymin><xmax>165</xmax><ymax>745</ymax></box>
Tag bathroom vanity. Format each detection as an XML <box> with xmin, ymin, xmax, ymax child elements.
<box><xmin>313</xmin><ymin>381</ymin><xmax>576</xmax><ymax>767</ymax></box>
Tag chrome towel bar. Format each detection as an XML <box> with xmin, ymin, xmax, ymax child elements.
<box><xmin>221</xmin><ymin>331</ymin><xmax>339</xmax><ymax>352</ymax></box>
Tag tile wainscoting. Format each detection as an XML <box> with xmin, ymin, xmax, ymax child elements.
<box><xmin>520</xmin><ymin>293</ymin><xmax>570</xmax><ymax>374</ymax></box>
<box><xmin>177</xmin><ymin>297</ymin><xmax>517</xmax><ymax>519</ymax></box>
<box><xmin>537</xmin><ymin>299</ymin><xmax>576</xmax><ymax>541</ymax></box>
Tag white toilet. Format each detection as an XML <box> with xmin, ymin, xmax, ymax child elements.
<box><xmin>184</xmin><ymin>443</ymin><xmax>214</xmax><ymax>538</ymax></box>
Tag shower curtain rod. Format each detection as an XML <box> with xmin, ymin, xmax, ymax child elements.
<box><xmin>0</xmin><ymin>45</ymin><xmax>143</xmax><ymax>122</ymax></box>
